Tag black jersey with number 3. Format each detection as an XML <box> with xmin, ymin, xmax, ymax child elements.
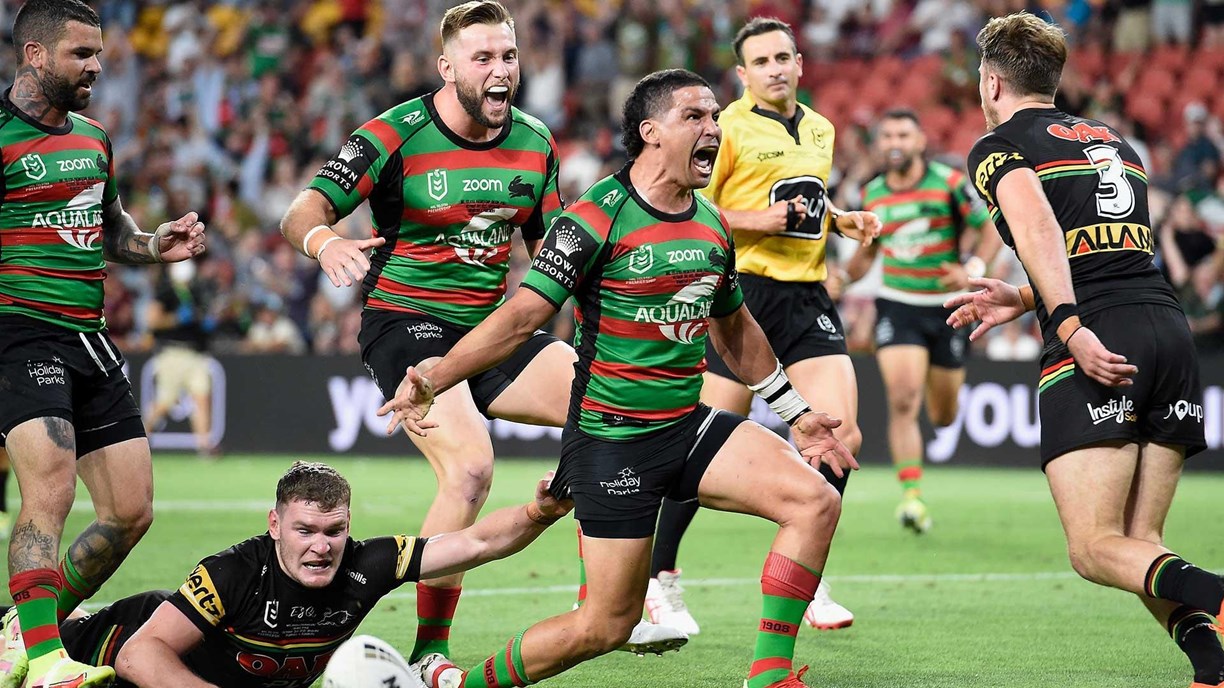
<box><xmin>967</xmin><ymin>108</ymin><xmax>1180</xmax><ymax>340</ymax></box>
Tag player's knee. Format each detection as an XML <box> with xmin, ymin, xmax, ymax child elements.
<box><xmin>888</xmin><ymin>390</ymin><xmax>922</xmax><ymax>419</ymax></box>
<box><xmin>107</xmin><ymin>502</ymin><xmax>154</xmax><ymax>546</ymax></box>
<box><xmin>436</xmin><ymin>458</ymin><xmax>494</xmax><ymax>506</ymax></box>
<box><xmin>1065</xmin><ymin>536</ymin><xmax>1111</xmax><ymax>584</ymax></box>
<box><xmin>778</xmin><ymin>474</ymin><xmax>841</xmax><ymax>529</ymax></box>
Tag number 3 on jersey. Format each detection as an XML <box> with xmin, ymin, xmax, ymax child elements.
<box><xmin>1085</xmin><ymin>144</ymin><xmax>1135</xmax><ymax>218</ymax></box>
<box><xmin>769</xmin><ymin>176</ymin><xmax>828</xmax><ymax>239</ymax></box>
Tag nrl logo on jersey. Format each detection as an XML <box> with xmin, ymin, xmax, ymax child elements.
<box><xmin>427</xmin><ymin>168</ymin><xmax>448</xmax><ymax>201</ymax></box>
<box><xmin>627</xmin><ymin>244</ymin><xmax>654</xmax><ymax>274</ymax></box>
<box><xmin>19</xmin><ymin>153</ymin><xmax>46</xmax><ymax>180</ymax></box>
<box><xmin>633</xmin><ymin>274</ymin><xmax>720</xmax><ymax>344</ymax></box>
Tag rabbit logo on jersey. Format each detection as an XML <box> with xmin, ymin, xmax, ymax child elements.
<box><xmin>634</xmin><ymin>274</ymin><xmax>720</xmax><ymax>344</ymax></box>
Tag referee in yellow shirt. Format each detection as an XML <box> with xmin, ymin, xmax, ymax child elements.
<box><xmin>642</xmin><ymin>17</ymin><xmax>881</xmax><ymax>636</ymax></box>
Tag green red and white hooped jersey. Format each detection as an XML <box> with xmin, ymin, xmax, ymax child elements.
<box><xmin>0</xmin><ymin>91</ymin><xmax>117</xmax><ymax>332</ymax></box>
<box><xmin>521</xmin><ymin>166</ymin><xmax>744</xmax><ymax>440</ymax></box>
<box><xmin>307</xmin><ymin>92</ymin><xmax>563</xmax><ymax>329</ymax></box>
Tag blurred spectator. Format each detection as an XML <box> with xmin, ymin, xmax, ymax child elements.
<box><xmin>1112</xmin><ymin>0</ymin><xmax>1152</xmax><ymax>52</ymax></box>
<box><xmin>1151</xmin><ymin>0</ymin><xmax>1192</xmax><ymax>45</ymax></box>
<box><xmin>244</xmin><ymin>296</ymin><xmax>308</xmax><ymax>354</ymax></box>
<box><xmin>1173</xmin><ymin>103</ymin><xmax>1222</xmax><ymax>195</ymax></box>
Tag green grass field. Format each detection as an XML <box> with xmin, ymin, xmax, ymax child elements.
<box><xmin>9</xmin><ymin>455</ymin><xmax>1223</xmax><ymax>688</ymax></box>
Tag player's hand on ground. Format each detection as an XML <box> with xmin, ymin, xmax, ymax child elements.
<box><xmin>792</xmin><ymin>412</ymin><xmax>859</xmax><ymax>478</ymax></box>
<box><xmin>835</xmin><ymin>210</ymin><xmax>882</xmax><ymax>247</ymax></box>
<box><xmin>318</xmin><ymin>236</ymin><xmax>386</xmax><ymax>288</ymax></box>
<box><xmin>1066</xmin><ymin>326</ymin><xmax>1138</xmax><ymax>388</ymax></box>
<box><xmin>154</xmin><ymin>211</ymin><xmax>206</xmax><ymax>262</ymax></box>
<box><xmin>376</xmin><ymin>365</ymin><xmax>440</xmax><ymax>437</ymax></box>
<box><xmin>943</xmin><ymin>277</ymin><xmax>1027</xmax><ymax>341</ymax></box>
<box><xmin>937</xmin><ymin>262</ymin><xmax>970</xmax><ymax>291</ymax></box>
<box><xmin>534</xmin><ymin>470</ymin><xmax>574</xmax><ymax>522</ymax></box>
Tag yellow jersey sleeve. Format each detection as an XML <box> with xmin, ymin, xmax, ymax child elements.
<box><xmin>705</xmin><ymin>93</ymin><xmax>837</xmax><ymax>282</ymax></box>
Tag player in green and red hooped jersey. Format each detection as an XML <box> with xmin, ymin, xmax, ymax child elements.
<box><xmin>843</xmin><ymin>109</ymin><xmax>1001</xmax><ymax>534</ymax></box>
<box><xmin>279</xmin><ymin>0</ymin><xmax>684</xmax><ymax>665</ymax></box>
<box><xmin>378</xmin><ymin>69</ymin><xmax>857</xmax><ymax>688</ymax></box>
<box><xmin>0</xmin><ymin>2</ymin><xmax>206</xmax><ymax>688</ymax></box>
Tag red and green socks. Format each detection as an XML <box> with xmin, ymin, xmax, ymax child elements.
<box><xmin>9</xmin><ymin>569</ymin><xmax>68</xmax><ymax>665</ymax></box>
<box><xmin>897</xmin><ymin>460</ymin><xmax>922</xmax><ymax>497</ymax></box>
<box><xmin>57</xmin><ymin>556</ymin><xmax>98</xmax><ymax>623</ymax></box>
<box><xmin>747</xmin><ymin>552</ymin><xmax>821</xmax><ymax>688</ymax></box>
<box><xmin>575</xmin><ymin>524</ymin><xmax>587</xmax><ymax>608</ymax></box>
<box><xmin>411</xmin><ymin>583</ymin><xmax>462</xmax><ymax>662</ymax></box>
<box><xmin>459</xmin><ymin>629</ymin><xmax>534</xmax><ymax>687</ymax></box>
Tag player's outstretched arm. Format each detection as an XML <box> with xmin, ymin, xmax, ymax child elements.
<box><xmin>377</xmin><ymin>288</ymin><xmax>558</xmax><ymax>436</ymax></box>
<box><xmin>102</xmin><ymin>198</ymin><xmax>206</xmax><ymax>265</ymax></box>
<box><xmin>417</xmin><ymin>471</ymin><xmax>574</xmax><ymax>579</ymax></box>
<box><xmin>280</xmin><ymin>189</ymin><xmax>386</xmax><ymax>288</ymax></box>
<box><xmin>944</xmin><ymin>276</ymin><xmax>1029</xmax><ymax>340</ymax></box>
<box><xmin>115</xmin><ymin>601</ymin><xmax>216</xmax><ymax>688</ymax></box>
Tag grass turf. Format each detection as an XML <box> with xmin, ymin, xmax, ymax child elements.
<box><xmin>7</xmin><ymin>455</ymin><xmax>1223</xmax><ymax>687</ymax></box>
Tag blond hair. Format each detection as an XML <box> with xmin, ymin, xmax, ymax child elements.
<box><xmin>440</xmin><ymin>1</ymin><xmax>514</xmax><ymax>46</ymax></box>
<box><xmin>976</xmin><ymin>12</ymin><xmax>1067</xmax><ymax>99</ymax></box>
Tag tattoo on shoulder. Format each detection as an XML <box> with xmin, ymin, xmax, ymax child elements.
<box><xmin>42</xmin><ymin>417</ymin><xmax>75</xmax><ymax>452</ymax></box>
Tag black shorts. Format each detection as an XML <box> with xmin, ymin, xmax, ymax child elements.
<box><xmin>1037</xmin><ymin>303</ymin><xmax>1206</xmax><ymax>467</ymax></box>
<box><xmin>0</xmin><ymin>316</ymin><xmax>144</xmax><ymax>457</ymax></box>
<box><xmin>706</xmin><ymin>275</ymin><xmax>846</xmax><ymax>382</ymax></box>
<box><xmin>874</xmin><ymin>298</ymin><xmax>969</xmax><ymax>369</ymax></box>
<box><xmin>550</xmin><ymin>405</ymin><xmax>746</xmax><ymax>539</ymax></box>
<box><xmin>61</xmin><ymin>589</ymin><xmax>169</xmax><ymax>683</ymax></box>
<box><xmin>359</xmin><ymin>310</ymin><xmax>561</xmax><ymax>418</ymax></box>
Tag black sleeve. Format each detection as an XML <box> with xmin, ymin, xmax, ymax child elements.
<box><xmin>966</xmin><ymin>133</ymin><xmax>1033</xmax><ymax>209</ymax></box>
<box><xmin>166</xmin><ymin>546</ymin><xmax>250</xmax><ymax>633</ymax></box>
<box><xmin>351</xmin><ymin>535</ymin><xmax>428</xmax><ymax>595</ymax></box>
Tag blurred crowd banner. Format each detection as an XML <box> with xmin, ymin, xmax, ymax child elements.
<box><xmin>127</xmin><ymin>355</ymin><xmax>1224</xmax><ymax>469</ymax></box>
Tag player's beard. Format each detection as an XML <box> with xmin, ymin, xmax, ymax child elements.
<box><xmin>41</xmin><ymin>63</ymin><xmax>93</xmax><ymax>112</ymax></box>
<box><xmin>982</xmin><ymin>101</ymin><xmax>1000</xmax><ymax>131</ymax></box>
<box><xmin>456</xmin><ymin>77</ymin><xmax>515</xmax><ymax>129</ymax></box>
<box><xmin>887</xmin><ymin>150</ymin><xmax>918</xmax><ymax>174</ymax></box>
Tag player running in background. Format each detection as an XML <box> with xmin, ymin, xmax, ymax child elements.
<box><xmin>0</xmin><ymin>462</ymin><xmax>572</xmax><ymax>688</ymax></box>
<box><xmin>279</xmin><ymin>0</ymin><xmax>682</xmax><ymax>666</ymax></box>
<box><xmin>380</xmin><ymin>68</ymin><xmax>857</xmax><ymax>688</ymax></box>
<box><xmin>947</xmin><ymin>13</ymin><xmax>1220</xmax><ymax>688</ymax></box>
<box><xmin>842</xmin><ymin>109</ymin><xmax>1001</xmax><ymax>534</ymax></box>
<box><xmin>640</xmin><ymin>18</ymin><xmax>880</xmax><ymax>636</ymax></box>
<box><xmin>0</xmin><ymin>2</ymin><xmax>207</xmax><ymax>686</ymax></box>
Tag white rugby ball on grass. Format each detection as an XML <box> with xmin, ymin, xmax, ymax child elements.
<box><xmin>321</xmin><ymin>634</ymin><xmax>424</xmax><ymax>688</ymax></box>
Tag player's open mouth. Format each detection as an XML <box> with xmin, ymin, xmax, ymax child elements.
<box><xmin>692</xmin><ymin>145</ymin><xmax>718</xmax><ymax>175</ymax></box>
<box><xmin>485</xmin><ymin>85</ymin><xmax>510</xmax><ymax>110</ymax></box>
<box><xmin>303</xmin><ymin>560</ymin><xmax>330</xmax><ymax>570</ymax></box>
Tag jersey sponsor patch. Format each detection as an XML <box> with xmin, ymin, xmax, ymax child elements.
<box><xmin>973</xmin><ymin>151</ymin><xmax>1025</xmax><ymax>204</ymax></box>
<box><xmin>530</xmin><ymin>218</ymin><xmax>600</xmax><ymax>294</ymax></box>
<box><xmin>319</xmin><ymin>135</ymin><xmax>379</xmax><ymax>195</ymax></box>
<box><xmin>393</xmin><ymin>535</ymin><xmax>416</xmax><ymax>581</ymax></box>
<box><xmin>1064</xmin><ymin>223</ymin><xmax>1153</xmax><ymax>257</ymax></box>
<box><xmin>180</xmin><ymin>563</ymin><xmax>226</xmax><ymax>626</ymax></box>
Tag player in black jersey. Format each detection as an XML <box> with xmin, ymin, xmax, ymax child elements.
<box><xmin>947</xmin><ymin>13</ymin><xmax>1220</xmax><ymax>687</ymax></box>
<box><xmin>0</xmin><ymin>462</ymin><xmax>571</xmax><ymax>688</ymax></box>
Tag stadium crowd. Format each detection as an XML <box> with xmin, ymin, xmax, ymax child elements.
<box><xmin>12</xmin><ymin>0</ymin><xmax>1221</xmax><ymax>358</ymax></box>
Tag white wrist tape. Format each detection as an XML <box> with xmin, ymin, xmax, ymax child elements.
<box><xmin>747</xmin><ymin>361</ymin><xmax>812</xmax><ymax>425</ymax></box>
<box><xmin>316</xmin><ymin>236</ymin><xmax>342</xmax><ymax>260</ymax></box>
<box><xmin>147</xmin><ymin>225</ymin><xmax>170</xmax><ymax>263</ymax></box>
<box><xmin>302</xmin><ymin>225</ymin><xmax>331</xmax><ymax>257</ymax></box>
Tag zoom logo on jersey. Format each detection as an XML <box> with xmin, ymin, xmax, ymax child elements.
<box><xmin>57</xmin><ymin>157</ymin><xmax>98</xmax><ymax>172</ymax></box>
<box><xmin>19</xmin><ymin>153</ymin><xmax>46</xmax><ymax>180</ymax></box>
<box><xmin>321</xmin><ymin>135</ymin><xmax>377</xmax><ymax>195</ymax></box>
<box><xmin>1087</xmin><ymin>396</ymin><xmax>1136</xmax><ymax>425</ymax></box>
<box><xmin>1165</xmin><ymin>399</ymin><xmax>1205</xmax><ymax>423</ymax></box>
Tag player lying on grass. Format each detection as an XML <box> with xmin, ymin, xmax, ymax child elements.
<box><xmin>0</xmin><ymin>461</ymin><xmax>572</xmax><ymax>688</ymax></box>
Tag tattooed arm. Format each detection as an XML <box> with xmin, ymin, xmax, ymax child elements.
<box><xmin>102</xmin><ymin>197</ymin><xmax>207</xmax><ymax>265</ymax></box>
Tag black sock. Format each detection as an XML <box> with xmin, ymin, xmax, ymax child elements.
<box><xmin>1147</xmin><ymin>554</ymin><xmax>1224</xmax><ymax>614</ymax></box>
<box><xmin>818</xmin><ymin>461</ymin><xmax>850</xmax><ymax>496</ymax></box>
<box><xmin>651</xmin><ymin>499</ymin><xmax>700</xmax><ymax>576</ymax></box>
<box><xmin>0</xmin><ymin>468</ymin><xmax>8</xmax><ymax>513</ymax></box>
<box><xmin>1169</xmin><ymin>605</ymin><xmax>1224</xmax><ymax>685</ymax></box>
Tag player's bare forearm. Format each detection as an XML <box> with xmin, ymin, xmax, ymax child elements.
<box><xmin>419</xmin><ymin>502</ymin><xmax>559</xmax><ymax>579</ymax></box>
<box><xmin>709</xmin><ymin>307</ymin><xmax>784</xmax><ymax>385</ymax></box>
<box><xmin>429</xmin><ymin>289</ymin><xmax>556</xmax><ymax>394</ymax></box>
<box><xmin>995</xmin><ymin>169</ymin><xmax>1076</xmax><ymax>309</ymax></box>
<box><xmin>973</xmin><ymin>219</ymin><xmax>1005</xmax><ymax>268</ymax></box>
<box><xmin>846</xmin><ymin>242</ymin><xmax>878</xmax><ymax>282</ymax></box>
<box><xmin>101</xmin><ymin>200</ymin><xmax>158</xmax><ymax>264</ymax></box>
<box><xmin>117</xmin><ymin>636</ymin><xmax>215</xmax><ymax>688</ymax></box>
<box><xmin>280</xmin><ymin>189</ymin><xmax>340</xmax><ymax>256</ymax></box>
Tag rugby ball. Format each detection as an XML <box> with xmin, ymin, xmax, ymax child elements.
<box><xmin>321</xmin><ymin>634</ymin><xmax>424</xmax><ymax>688</ymax></box>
